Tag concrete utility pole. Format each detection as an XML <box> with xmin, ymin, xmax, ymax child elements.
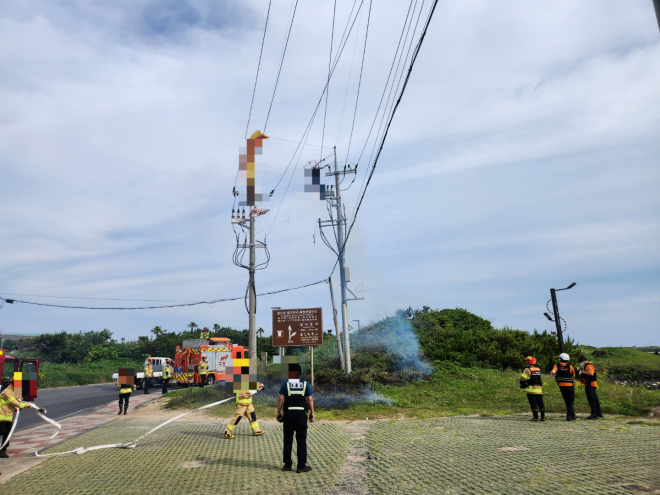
<box><xmin>328</xmin><ymin>276</ymin><xmax>345</xmax><ymax>371</ymax></box>
<box><xmin>232</xmin><ymin>205</ymin><xmax>268</xmax><ymax>360</ymax></box>
<box><xmin>248</xmin><ymin>206</ymin><xmax>256</xmax><ymax>359</ymax></box>
<box><xmin>319</xmin><ymin>147</ymin><xmax>357</xmax><ymax>374</ymax></box>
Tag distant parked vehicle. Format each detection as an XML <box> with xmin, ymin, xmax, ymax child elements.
<box><xmin>112</xmin><ymin>357</ymin><xmax>171</xmax><ymax>390</ymax></box>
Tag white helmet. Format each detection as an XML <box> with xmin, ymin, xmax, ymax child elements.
<box><xmin>559</xmin><ymin>353</ymin><xmax>570</xmax><ymax>361</ymax></box>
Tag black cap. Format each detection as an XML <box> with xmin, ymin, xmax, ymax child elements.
<box><xmin>578</xmin><ymin>355</ymin><xmax>587</xmax><ymax>362</ymax></box>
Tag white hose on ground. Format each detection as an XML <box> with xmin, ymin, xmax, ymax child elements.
<box><xmin>34</xmin><ymin>395</ymin><xmax>235</xmax><ymax>457</ymax></box>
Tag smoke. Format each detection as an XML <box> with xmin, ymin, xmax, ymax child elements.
<box><xmin>355</xmin><ymin>314</ymin><xmax>434</xmax><ymax>376</ymax></box>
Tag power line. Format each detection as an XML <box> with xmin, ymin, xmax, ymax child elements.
<box><xmin>0</xmin><ymin>292</ymin><xmax>197</xmax><ymax>303</ymax></box>
<box><xmin>343</xmin><ymin>0</ymin><xmax>373</xmax><ymax>167</ymax></box>
<box><xmin>263</xmin><ymin>0</ymin><xmax>299</xmax><ymax>133</ymax></box>
<box><xmin>320</xmin><ymin>0</ymin><xmax>338</xmax><ymax>161</ymax></box>
<box><xmin>0</xmin><ymin>279</ymin><xmax>327</xmax><ymax>311</ymax></box>
<box><xmin>244</xmin><ymin>0</ymin><xmax>272</xmax><ymax>139</ymax></box>
<box><xmin>329</xmin><ymin>0</ymin><xmax>439</xmax><ymax>277</ymax></box>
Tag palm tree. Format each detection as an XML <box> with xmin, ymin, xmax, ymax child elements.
<box><xmin>213</xmin><ymin>323</ymin><xmax>220</xmax><ymax>334</ymax></box>
<box><xmin>121</xmin><ymin>337</ymin><xmax>125</xmax><ymax>344</ymax></box>
<box><xmin>151</xmin><ymin>326</ymin><xmax>164</xmax><ymax>339</ymax></box>
<box><xmin>256</xmin><ymin>327</ymin><xmax>265</xmax><ymax>338</ymax></box>
<box><xmin>187</xmin><ymin>322</ymin><xmax>198</xmax><ymax>334</ymax></box>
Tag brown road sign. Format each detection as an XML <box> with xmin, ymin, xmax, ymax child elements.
<box><xmin>272</xmin><ymin>308</ymin><xmax>323</xmax><ymax>347</ymax></box>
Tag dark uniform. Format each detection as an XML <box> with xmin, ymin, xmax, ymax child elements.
<box><xmin>118</xmin><ymin>384</ymin><xmax>136</xmax><ymax>415</ymax></box>
<box><xmin>279</xmin><ymin>380</ymin><xmax>313</xmax><ymax>471</ymax></box>
<box><xmin>551</xmin><ymin>361</ymin><xmax>576</xmax><ymax>421</ymax></box>
<box><xmin>580</xmin><ymin>360</ymin><xmax>603</xmax><ymax>419</ymax></box>
<box><xmin>520</xmin><ymin>364</ymin><xmax>545</xmax><ymax>421</ymax></box>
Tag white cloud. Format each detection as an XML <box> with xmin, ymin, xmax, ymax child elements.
<box><xmin>0</xmin><ymin>1</ymin><xmax>658</xmax><ymax>346</ymax></box>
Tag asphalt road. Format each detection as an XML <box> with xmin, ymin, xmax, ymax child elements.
<box><xmin>15</xmin><ymin>383</ymin><xmax>162</xmax><ymax>431</ymax></box>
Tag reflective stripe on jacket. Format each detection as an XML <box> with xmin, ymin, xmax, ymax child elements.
<box><xmin>553</xmin><ymin>362</ymin><xmax>575</xmax><ymax>387</ymax></box>
<box><xmin>0</xmin><ymin>386</ymin><xmax>29</xmax><ymax>422</ymax></box>
<box><xmin>198</xmin><ymin>362</ymin><xmax>208</xmax><ymax>375</ymax></box>
<box><xmin>236</xmin><ymin>382</ymin><xmax>264</xmax><ymax>405</ymax></box>
<box><xmin>120</xmin><ymin>385</ymin><xmax>135</xmax><ymax>394</ymax></box>
<box><xmin>144</xmin><ymin>365</ymin><xmax>154</xmax><ymax>378</ymax></box>
<box><xmin>163</xmin><ymin>367</ymin><xmax>172</xmax><ymax>379</ymax></box>
<box><xmin>284</xmin><ymin>381</ymin><xmax>309</xmax><ymax>411</ymax></box>
<box><xmin>520</xmin><ymin>367</ymin><xmax>543</xmax><ymax>395</ymax></box>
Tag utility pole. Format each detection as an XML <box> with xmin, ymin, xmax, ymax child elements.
<box><xmin>232</xmin><ymin>205</ymin><xmax>268</xmax><ymax>360</ymax></box>
<box><xmin>249</xmin><ymin>206</ymin><xmax>256</xmax><ymax>359</ymax></box>
<box><xmin>319</xmin><ymin>147</ymin><xmax>356</xmax><ymax>374</ymax></box>
<box><xmin>328</xmin><ymin>276</ymin><xmax>345</xmax><ymax>371</ymax></box>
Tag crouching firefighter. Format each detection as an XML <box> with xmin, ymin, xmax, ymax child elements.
<box><xmin>520</xmin><ymin>356</ymin><xmax>545</xmax><ymax>422</ymax></box>
<box><xmin>224</xmin><ymin>382</ymin><xmax>266</xmax><ymax>439</ymax></box>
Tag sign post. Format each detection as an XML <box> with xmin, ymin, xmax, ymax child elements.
<box><xmin>272</xmin><ymin>307</ymin><xmax>323</xmax><ymax>385</ymax></box>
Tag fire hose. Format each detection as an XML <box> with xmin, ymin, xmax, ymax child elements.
<box><xmin>1</xmin><ymin>396</ymin><xmax>236</xmax><ymax>457</ymax></box>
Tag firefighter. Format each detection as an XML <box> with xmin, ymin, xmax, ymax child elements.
<box><xmin>162</xmin><ymin>359</ymin><xmax>172</xmax><ymax>394</ymax></box>
<box><xmin>578</xmin><ymin>356</ymin><xmax>603</xmax><ymax>419</ymax></box>
<box><xmin>200</xmin><ymin>327</ymin><xmax>210</xmax><ymax>339</ymax></box>
<box><xmin>198</xmin><ymin>355</ymin><xmax>209</xmax><ymax>388</ymax></box>
<box><xmin>143</xmin><ymin>358</ymin><xmax>154</xmax><ymax>394</ymax></box>
<box><xmin>520</xmin><ymin>356</ymin><xmax>545</xmax><ymax>422</ymax></box>
<box><xmin>224</xmin><ymin>382</ymin><xmax>266</xmax><ymax>439</ymax></box>
<box><xmin>118</xmin><ymin>381</ymin><xmax>136</xmax><ymax>415</ymax></box>
<box><xmin>1</xmin><ymin>376</ymin><xmax>44</xmax><ymax>458</ymax></box>
<box><xmin>550</xmin><ymin>353</ymin><xmax>576</xmax><ymax>421</ymax></box>
<box><xmin>276</xmin><ymin>364</ymin><xmax>315</xmax><ymax>473</ymax></box>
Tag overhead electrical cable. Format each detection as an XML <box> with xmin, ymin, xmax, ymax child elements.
<box><xmin>343</xmin><ymin>0</ymin><xmax>373</xmax><ymax>167</ymax></box>
<box><xmin>244</xmin><ymin>0</ymin><xmax>272</xmax><ymax>139</ymax></box>
<box><xmin>0</xmin><ymin>279</ymin><xmax>327</xmax><ymax>311</ymax></box>
<box><xmin>328</xmin><ymin>0</ymin><xmax>439</xmax><ymax>277</ymax></box>
<box><xmin>265</xmin><ymin>0</ymin><xmax>365</xmax><ymax>201</ymax></box>
<box><xmin>263</xmin><ymin>0</ymin><xmax>300</xmax><ymax>133</ymax></box>
<box><xmin>320</xmin><ymin>0</ymin><xmax>338</xmax><ymax>161</ymax></box>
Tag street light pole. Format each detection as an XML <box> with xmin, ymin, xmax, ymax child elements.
<box><xmin>544</xmin><ymin>282</ymin><xmax>576</xmax><ymax>354</ymax></box>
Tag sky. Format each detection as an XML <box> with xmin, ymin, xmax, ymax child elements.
<box><xmin>1</xmin><ymin>0</ymin><xmax>658</xmax><ymax>346</ymax></box>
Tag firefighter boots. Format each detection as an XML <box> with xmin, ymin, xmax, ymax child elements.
<box><xmin>118</xmin><ymin>406</ymin><xmax>123</xmax><ymax>415</ymax></box>
<box><xmin>224</xmin><ymin>431</ymin><xmax>235</xmax><ymax>439</ymax></box>
<box><xmin>529</xmin><ymin>409</ymin><xmax>539</xmax><ymax>422</ymax></box>
<box><xmin>540</xmin><ymin>409</ymin><xmax>546</xmax><ymax>422</ymax></box>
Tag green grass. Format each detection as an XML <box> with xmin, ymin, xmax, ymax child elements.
<box><xmin>576</xmin><ymin>346</ymin><xmax>660</xmax><ymax>379</ymax></box>
<box><xmin>626</xmin><ymin>420</ymin><xmax>660</xmax><ymax>426</ymax></box>
<box><xmin>163</xmin><ymin>366</ymin><xmax>660</xmax><ymax>421</ymax></box>
<box><xmin>37</xmin><ymin>359</ymin><xmax>144</xmax><ymax>389</ymax></box>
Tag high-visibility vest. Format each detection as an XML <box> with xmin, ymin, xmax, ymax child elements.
<box><xmin>554</xmin><ymin>362</ymin><xmax>574</xmax><ymax>385</ymax></box>
<box><xmin>120</xmin><ymin>385</ymin><xmax>135</xmax><ymax>394</ymax></box>
<box><xmin>520</xmin><ymin>367</ymin><xmax>543</xmax><ymax>394</ymax></box>
<box><xmin>200</xmin><ymin>331</ymin><xmax>209</xmax><ymax>339</ymax></box>
<box><xmin>283</xmin><ymin>381</ymin><xmax>308</xmax><ymax>411</ymax></box>
<box><xmin>163</xmin><ymin>367</ymin><xmax>172</xmax><ymax>379</ymax></box>
<box><xmin>144</xmin><ymin>365</ymin><xmax>154</xmax><ymax>378</ymax></box>
<box><xmin>198</xmin><ymin>362</ymin><xmax>208</xmax><ymax>375</ymax></box>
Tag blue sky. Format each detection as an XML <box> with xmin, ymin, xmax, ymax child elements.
<box><xmin>1</xmin><ymin>0</ymin><xmax>658</xmax><ymax>346</ymax></box>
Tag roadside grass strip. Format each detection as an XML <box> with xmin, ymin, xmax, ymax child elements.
<box><xmin>365</xmin><ymin>416</ymin><xmax>660</xmax><ymax>494</ymax></box>
<box><xmin>4</xmin><ymin>419</ymin><xmax>349</xmax><ymax>494</ymax></box>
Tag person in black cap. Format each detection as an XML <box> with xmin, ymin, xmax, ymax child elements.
<box><xmin>578</xmin><ymin>356</ymin><xmax>603</xmax><ymax>419</ymax></box>
<box><xmin>276</xmin><ymin>363</ymin><xmax>315</xmax><ymax>473</ymax></box>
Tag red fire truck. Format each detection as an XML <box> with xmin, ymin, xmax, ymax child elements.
<box><xmin>0</xmin><ymin>349</ymin><xmax>40</xmax><ymax>400</ymax></box>
<box><xmin>173</xmin><ymin>337</ymin><xmax>248</xmax><ymax>387</ymax></box>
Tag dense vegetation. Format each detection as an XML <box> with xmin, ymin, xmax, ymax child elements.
<box><xmin>305</xmin><ymin>307</ymin><xmax>577</xmax><ymax>387</ymax></box>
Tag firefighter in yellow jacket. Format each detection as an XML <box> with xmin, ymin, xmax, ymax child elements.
<box><xmin>224</xmin><ymin>382</ymin><xmax>266</xmax><ymax>439</ymax></box>
<box><xmin>520</xmin><ymin>356</ymin><xmax>545</xmax><ymax>422</ymax></box>
<box><xmin>143</xmin><ymin>358</ymin><xmax>154</xmax><ymax>394</ymax></box>
<box><xmin>118</xmin><ymin>382</ymin><xmax>136</xmax><ymax>415</ymax></box>
<box><xmin>1</xmin><ymin>376</ymin><xmax>44</xmax><ymax>458</ymax></box>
